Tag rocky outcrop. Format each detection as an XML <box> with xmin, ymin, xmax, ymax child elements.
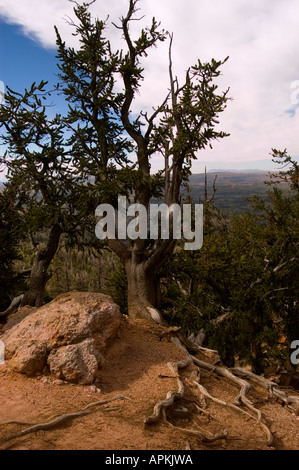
<box><xmin>1</xmin><ymin>292</ymin><xmax>122</xmax><ymax>384</ymax></box>
<box><xmin>0</xmin><ymin>306</ymin><xmax>37</xmax><ymax>334</ymax></box>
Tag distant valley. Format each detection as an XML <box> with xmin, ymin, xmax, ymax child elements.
<box><xmin>187</xmin><ymin>170</ymin><xmax>274</xmax><ymax>213</ymax></box>
<box><xmin>1</xmin><ymin>171</ymin><xmax>278</xmax><ymax>214</ymax></box>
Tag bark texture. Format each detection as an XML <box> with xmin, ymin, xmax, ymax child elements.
<box><xmin>22</xmin><ymin>224</ymin><xmax>62</xmax><ymax>307</ymax></box>
<box><xmin>125</xmin><ymin>259</ymin><xmax>163</xmax><ymax>323</ymax></box>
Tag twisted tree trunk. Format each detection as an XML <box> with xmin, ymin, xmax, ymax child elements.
<box><xmin>22</xmin><ymin>224</ymin><xmax>62</xmax><ymax>308</ymax></box>
<box><xmin>125</xmin><ymin>258</ymin><xmax>163</xmax><ymax>323</ymax></box>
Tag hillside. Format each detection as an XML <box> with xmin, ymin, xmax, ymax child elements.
<box><xmin>188</xmin><ymin>171</ymin><xmax>273</xmax><ymax>213</ymax></box>
<box><xmin>1</xmin><ymin>171</ymin><xmax>276</xmax><ymax>214</ymax></box>
<box><xmin>1</xmin><ymin>312</ymin><xmax>298</xmax><ymax>451</ymax></box>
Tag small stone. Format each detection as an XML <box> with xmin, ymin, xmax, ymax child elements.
<box><xmin>40</xmin><ymin>376</ymin><xmax>50</xmax><ymax>384</ymax></box>
<box><xmin>52</xmin><ymin>379</ymin><xmax>64</xmax><ymax>385</ymax></box>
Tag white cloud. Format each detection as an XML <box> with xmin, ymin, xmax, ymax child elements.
<box><xmin>0</xmin><ymin>0</ymin><xmax>72</xmax><ymax>47</ymax></box>
<box><xmin>1</xmin><ymin>0</ymin><xmax>299</xmax><ymax>171</ymax></box>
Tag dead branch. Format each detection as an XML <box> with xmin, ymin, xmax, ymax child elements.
<box><xmin>0</xmin><ymin>394</ymin><xmax>131</xmax><ymax>446</ymax></box>
<box><xmin>204</xmin><ymin>167</ymin><xmax>218</xmax><ymax>205</ymax></box>
<box><xmin>0</xmin><ymin>294</ymin><xmax>24</xmax><ymax>318</ymax></box>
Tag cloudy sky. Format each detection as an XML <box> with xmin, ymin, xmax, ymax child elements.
<box><xmin>1</xmin><ymin>0</ymin><xmax>299</xmax><ymax>173</ymax></box>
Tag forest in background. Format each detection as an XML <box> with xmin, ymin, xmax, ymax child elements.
<box><xmin>1</xmin><ymin>159</ymin><xmax>298</xmax><ymax>376</ymax></box>
<box><xmin>0</xmin><ymin>0</ymin><xmax>298</xmax><ymax>379</ymax></box>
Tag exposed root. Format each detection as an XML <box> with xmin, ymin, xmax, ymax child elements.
<box><xmin>231</xmin><ymin>367</ymin><xmax>299</xmax><ymax>414</ymax></box>
<box><xmin>175</xmin><ymin>333</ymin><xmax>299</xmax><ymax>415</ymax></box>
<box><xmin>144</xmin><ymin>358</ymin><xmax>228</xmax><ymax>444</ymax></box>
<box><xmin>0</xmin><ymin>420</ymin><xmax>38</xmax><ymax>426</ymax></box>
<box><xmin>175</xmin><ymin>334</ymin><xmax>221</xmax><ymax>360</ymax></box>
<box><xmin>185</xmin><ymin>440</ymin><xmax>191</xmax><ymax>450</ymax></box>
<box><xmin>165</xmin><ymin>418</ymin><xmax>228</xmax><ymax>443</ymax></box>
<box><xmin>144</xmin><ymin>358</ymin><xmax>193</xmax><ymax>425</ymax></box>
<box><xmin>145</xmin><ymin>335</ymin><xmax>291</xmax><ymax>446</ymax></box>
<box><xmin>192</xmin><ymin>357</ymin><xmax>266</xmax><ymax>421</ymax></box>
<box><xmin>0</xmin><ymin>394</ymin><xmax>131</xmax><ymax>446</ymax></box>
<box><xmin>189</xmin><ymin>352</ymin><xmax>273</xmax><ymax>445</ymax></box>
<box><xmin>146</xmin><ymin>306</ymin><xmax>164</xmax><ymax>325</ymax></box>
<box><xmin>194</xmin><ymin>381</ymin><xmax>273</xmax><ymax>446</ymax></box>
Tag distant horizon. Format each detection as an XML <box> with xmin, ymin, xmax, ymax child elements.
<box><xmin>206</xmin><ymin>168</ymin><xmax>271</xmax><ymax>174</ymax></box>
<box><xmin>0</xmin><ymin>166</ymin><xmax>279</xmax><ymax>184</ymax></box>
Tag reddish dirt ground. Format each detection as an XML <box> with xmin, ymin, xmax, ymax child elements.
<box><xmin>0</xmin><ymin>316</ymin><xmax>298</xmax><ymax>450</ymax></box>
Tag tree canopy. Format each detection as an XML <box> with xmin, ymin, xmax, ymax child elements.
<box><xmin>54</xmin><ymin>0</ymin><xmax>230</xmax><ymax>321</ymax></box>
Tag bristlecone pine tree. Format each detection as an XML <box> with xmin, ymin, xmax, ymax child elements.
<box><xmin>0</xmin><ymin>83</ymin><xmax>93</xmax><ymax>307</ymax></box>
<box><xmin>55</xmin><ymin>0</ymin><xmax>230</xmax><ymax>322</ymax></box>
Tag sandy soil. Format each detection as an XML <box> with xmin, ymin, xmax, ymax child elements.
<box><xmin>0</xmin><ymin>316</ymin><xmax>298</xmax><ymax>450</ymax></box>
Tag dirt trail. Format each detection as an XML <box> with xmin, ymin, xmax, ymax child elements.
<box><xmin>0</xmin><ymin>317</ymin><xmax>298</xmax><ymax>450</ymax></box>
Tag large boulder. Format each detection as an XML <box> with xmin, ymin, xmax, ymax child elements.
<box><xmin>2</xmin><ymin>292</ymin><xmax>122</xmax><ymax>384</ymax></box>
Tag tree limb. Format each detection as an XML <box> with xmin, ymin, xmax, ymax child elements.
<box><xmin>0</xmin><ymin>295</ymin><xmax>24</xmax><ymax>318</ymax></box>
<box><xmin>0</xmin><ymin>395</ymin><xmax>132</xmax><ymax>446</ymax></box>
